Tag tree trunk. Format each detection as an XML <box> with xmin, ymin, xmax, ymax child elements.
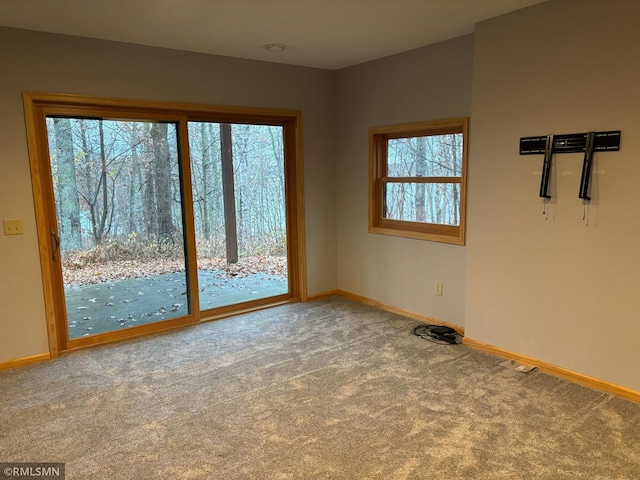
<box><xmin>53</xmin><ymin>118</ymin><xmax>82</xmax><ymax>251</ymax></box>
<box><xmin>450</xmin><ymin>135</ymin><xmax>460</xmax><ymax>225</ymax></box>
<box><xmin>96</xmin><ymin>120</ymin><xmax>109</xmax><ymax>243</ymax></box>
<box><xmin>141</xmin><ymin>124</ymin><xmax>155</xmax><ymax>237</ymax></box>
<box><xmin>220</xmin><ymin>123</ymin><xmax>238</xmax><ymax>263</ymax></box>
<box><xmin>200</xmin><ymin>122</ymin><xmax>211</xmax><ymax>239</ymax></box>
<box><xmin>414</xmin><ymin>136</ymin><xmax>427</xmax><ymax>222</ymax></box>
<box><xmin>150</xmin><ymin>123</ymin><xmax>175</xmax><ymax>240</ymax></box>
<box><xmin>79</xmin><ymin>120</ymin><xmax>98</xmax><ymax>245</ymax></box>
<box><xmin>129</xmin><ymin>130</ymin><xmax>139</xmax><ymax>234</ymax></box>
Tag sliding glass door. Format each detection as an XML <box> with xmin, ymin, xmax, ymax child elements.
<box><xmin>188</xmin><ymin>122</ymin><xmax>289</xmax><ymax>311</ymax></box>
<box><xmin>45</xmin><ymin>117</ymin><xmax>191</xmax><ymax>340</ymax></box>
<box><xmin>25</xmin><ymin>93</ymin><xmax>304</xmax><ymax>353</ymax></box>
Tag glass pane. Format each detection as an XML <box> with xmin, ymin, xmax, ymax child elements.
<box><xmin>188</xmin><ymin>122</ymin><xmax>288</xmax><ymax>310</ymax></box>
<box><xmin>387</xmin><ymin>133</ymin><xmax>463</xmax><ymax>177</ymax></box>
<box><xmin>384</xmin><ymin>182</ymin><xmax>460</xmax><ymax>226</ymax></box>
<box><xmin>46</xmin><ymin>117</ymin><xmax>190</xmax><ymax>339</ymax></box>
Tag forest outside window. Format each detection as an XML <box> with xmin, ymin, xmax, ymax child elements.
<box><xmin>369</xmin><ymin>118</ymin><xmax>468</xmax><ymax>245</ymax></box>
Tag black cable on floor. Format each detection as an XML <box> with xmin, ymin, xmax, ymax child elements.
<box><xmin>411</xmin><ymin>324</ymin><xmax>462</xmax><ymax>345</ymax></box>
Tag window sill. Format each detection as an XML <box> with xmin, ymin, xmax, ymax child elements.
<box><xmin>368</xmin><ymin>225</ymin><xmax>465</xmax><ymax>245</ymax></box>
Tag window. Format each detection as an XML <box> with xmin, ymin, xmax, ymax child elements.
<box><xmin>369</xmin><ymin>117</ymin><xmax>468</xmax><ymax>245</ymax></box>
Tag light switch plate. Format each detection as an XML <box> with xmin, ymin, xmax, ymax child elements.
<box><xmin>3</xmin><ymin>219</ymin><xmax>24</xmax><ymax>235</ymax></box>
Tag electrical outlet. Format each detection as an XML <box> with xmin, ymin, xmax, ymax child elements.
<box><xmin>434</xmin><ymin>282</ymin><xmax>443</xmax><ymax>296</ymax></box>
<box><xmin>3</xmin><ymin>219</ymin><xmax>24</xmax><ymax>235</ymax></box>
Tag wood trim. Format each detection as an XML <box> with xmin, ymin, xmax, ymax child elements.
<box><xmin>177</xmin><ymin>117</ymin><xmax>202</xmax><ymax>323</ymax></box>
<box><xmin>200</xmin><ymin>298</ymin><xmax>294</xmax><ymax>323</ymax></box>
<box><xmin>22</xmin><ymin>91</ymin><xmax>301</xmax><ymax>122</ymax></box>
<box><xmin>378</xmin><ymin>218</ymin><xmax>460</xmax><ymax>236</ymax></box>
<box><xmin>0</xmin><ymin>353</ymin><xmax>51</xmax><ymax>371</ymax></box>
<box><xmin>65</xmin><ymin>307</ymin><xmax>199</xmax><ymax>351</ymax></box>
<box><xmin>293</xmin><ymin>114</ymin><xmax>307</xmax><ymax>302</ymax></box>
<box><xmin>381</xmin><ymin>176</ymin><xmax>462</xmax><ymax>184</ymax></box>
<box><xmin>463</xmin><ymin>337</ymin><xmax>640</xmax><ymax>403</ymax></box>
<box><xmin>280</xmin><ymin>112</ymin><xmax>307</xmax><ymax>303</ymax></box>
<box><xmin>23</xmin><ymin>94</ymin><xmax>60</xmax><ymax>358</ymax></box>
<box><xmin>369</xmin><ymin>226</ymin><xmax>465</xmax><ymax>245</ymax></box>
<box><xmin>333</xmin><ymin>289</ymin><xmax>465</xmax><ymax>335</ymax></box>
<box><xmin>200</xmin><ymin>293</ymin><xmax>293</xmax><ymax>318</ymax></box>
<box><xmin>306</xmin><ymin>289</ymin><xmax>341</xmax><ymax>301</ymax></box>
<box><xmin>368</xmin><ymin>128</ymin><xmax>380</xmax><ymax>234</ymax></box>
<box><xmin>458</xmin><ymin>117</ymin><xmax>469</xmax><ymax>246</ymax></box>
<box><xmin>370</xmin><ymin>117</ymin><xmax>467</xmax><ymax>137</ymax></box>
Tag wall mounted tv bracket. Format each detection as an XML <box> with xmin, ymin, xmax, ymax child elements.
<box><xmin>519</xmin><ymin>131</ymin><xmax>620</xmax><ymax>200</ymax></box>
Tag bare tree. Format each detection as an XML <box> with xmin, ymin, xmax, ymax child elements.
<box><xmin>150</xmin><ymin>123</ymin><xmax>175</xmax><ymax>240</ymax></box>
<box><xmin>52</xmin><ymin>117</ymin><xmax>82</xmax><ymax>251</ymax></box>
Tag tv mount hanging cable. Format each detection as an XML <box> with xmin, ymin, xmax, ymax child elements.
<box><xmin>519</xmin><ymin>130</ymin><xmax>620</xmax><ymax>200</ymax></box>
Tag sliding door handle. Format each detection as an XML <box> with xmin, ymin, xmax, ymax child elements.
<box><xmin>50</xmin><ymin>228</ymin><xmax>60</xmax><ymax>262</ymax></box>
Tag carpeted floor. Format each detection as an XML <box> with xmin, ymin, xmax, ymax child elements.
<box><xmin>1</xmin><ymin>296</ymin><xmax>639</xmax><ymax>479</ymax></box>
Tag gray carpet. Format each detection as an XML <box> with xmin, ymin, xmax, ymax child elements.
<box><xmin>1</xmin><ymin>296</ymin><xmax>639</xmax><ymax>479</ymax></box>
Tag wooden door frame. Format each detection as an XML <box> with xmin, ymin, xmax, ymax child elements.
<box><xmin>23</xmin><ymin>92</ymin><xmax>307</xmax><ymax>356</ymax></box>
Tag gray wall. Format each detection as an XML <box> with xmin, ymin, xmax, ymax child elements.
<box><xmin>334</xmin><ymin>35</ymin><xmax>474</xmax><ymax>327</ymax></box>
<box><xmin>0</xmin><ymin>27</ymin><xmax>336</xmax><ymax>362</ymax></box>
<box><xmin>467</xmin><ymin>0</ymin><xmax>640</xmax><ymax>391</ymax></box>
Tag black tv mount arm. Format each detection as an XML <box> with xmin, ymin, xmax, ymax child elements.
<box><xmin>519</xmin><ymin>130</ymin><xmax>620</xmax><ymax>200</ymax></box>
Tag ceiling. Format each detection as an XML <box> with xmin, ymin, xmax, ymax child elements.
<box><xmin>0</xmin><ymin>0</ymin><xmax>546</xmax><ymax>70</ymax></box>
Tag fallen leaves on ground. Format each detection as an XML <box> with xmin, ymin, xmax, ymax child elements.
<box><xmin>63</xmin><ymin>256</ymin><xmax>288</xmax><ymax>287</ymax></box>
